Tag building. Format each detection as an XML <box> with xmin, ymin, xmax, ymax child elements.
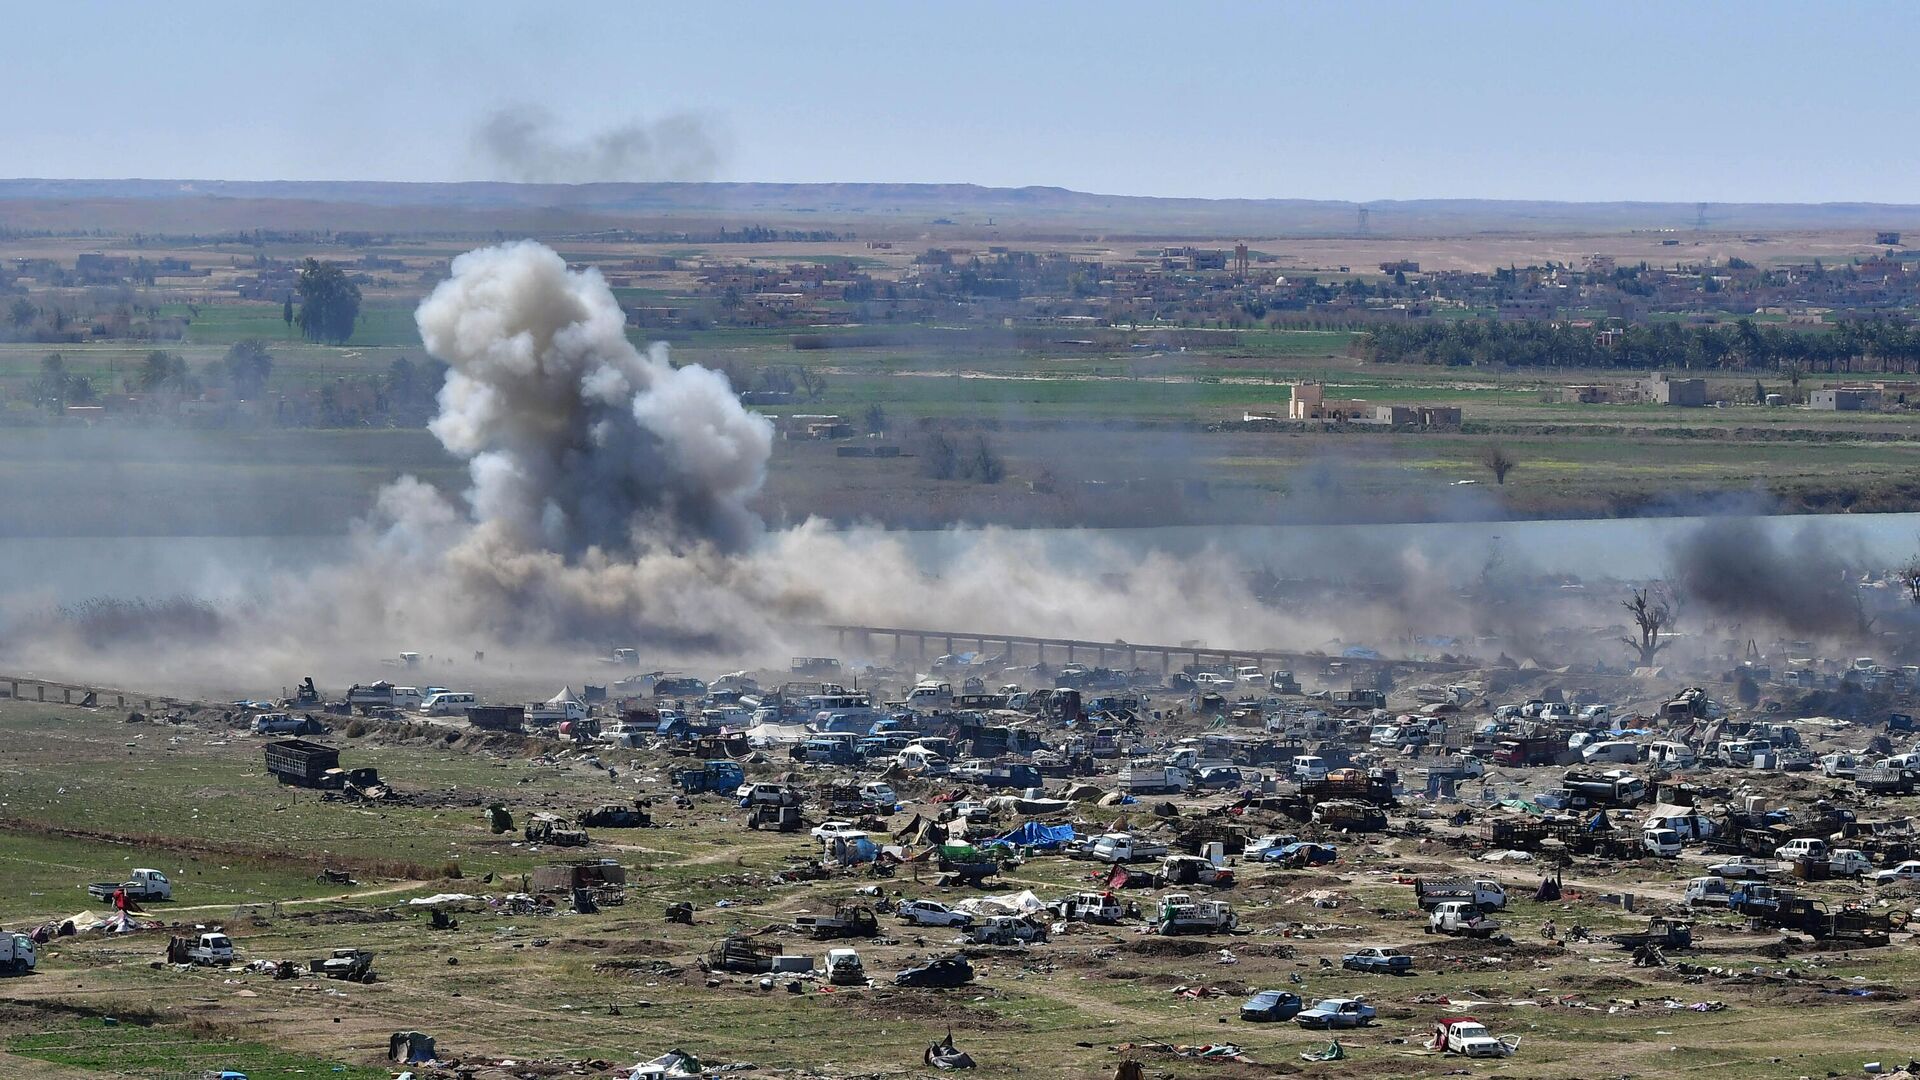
<box><xmin>1642</xmin><ymin>373</ymin><xmax>1707</xmax><ymax>407</ymax></box>
<box><xmin>1563</xmin><ymin>384</ymin><xmax>1623</xmax><ymax>405</ymax></box>
<box><xmin>1810</xmin><ymin>387</ymin><xmax>1879</xmax><ymax>411</ymax></box>
<box><xmin>1373</xmin><ymin>404</ymin><xmax>1462</xmax><ymax>429</ymax></box>
<box><xmin>1288</xmin><ymin>382</ymin><xmax>1373</xmax><ymax>422</ymax></box>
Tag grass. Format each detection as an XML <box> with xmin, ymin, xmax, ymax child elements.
<box><xmin>169</xmin><ymin>302</ymin><xmax>422</xmax><ymax>349</ymax></box>
<box><xmin>8</xmin><ymin>1023</ymin><xmax>389</xmax><ymax>1080</ymax></box>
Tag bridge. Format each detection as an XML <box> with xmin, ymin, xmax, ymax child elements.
<box><xmin>816</xmin><ymin>624</ymin><xmax>1469</xmax><ymax>676</ymax></box>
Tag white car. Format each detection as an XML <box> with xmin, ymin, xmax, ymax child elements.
<box><xmin>896</xmin><ymin>899</ymin><xmax>974</xmax><ymax>928</ymax></box>
<box><xmin>810</xmin><ymin>819</ymin><xmax>857</xmax><ymax>840</ymax></box>
<box><xmin>1870</xmin><ymin>860</ymin><xmax>1920</xmax><ymax>886</ymax></box>
<box><xmin>1193</xmin><ymin>673</ymin><xmax>1236</xmax><ymax>692</ymax></box>
<box><xmin>860</xmin><ymin>782</ymin><xmax>898</xmax><ymax>808</ymax></box>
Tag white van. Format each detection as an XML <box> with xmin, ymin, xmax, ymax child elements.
<box><xmin>422</xmin><ymin>691</ymin><xmax>477</xmax><ymax>716</ymax></box>
<box><xmin>1291</xmin><ymin>755</ymin><xmax>1329</xmax><ymax>783</ymax></box>
<box><xmin>1647</xmin><ymin>741</ymin><xmax>1696</xmax><ymax>769</ymax></box>
<box><xmin>1582</xmin><ymin>740</ymin><xmax>1641</xmax><ymax>765</ymax></box>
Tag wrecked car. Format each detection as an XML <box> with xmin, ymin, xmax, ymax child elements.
<box><xmin>1340</xmin><ymin>947</ymin><xmax>1412</xmax><ymax>974</ymax></box>
<box><xmin>1239</xmin><ymin>989</ymin><xmax>1303</xmax><ymax>1022</ymax></box>
<box><xmin>1295</xmin><ymin>997</ymin><xmax>1375</xmax><ymax>1029</ymax></box>
<box><xmin>896</xmin><ymin>899</ymin><xmax>974</xmax><ymax>929</ymax></box>
<box><xmin>894</xmin><ymin>954</ymin><xmax>975</xmax><ymax>988</ymax></box>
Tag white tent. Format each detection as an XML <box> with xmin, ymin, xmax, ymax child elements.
<box><xmin>743</xmin><ymin>722</ymin><xmax>810</xmax><ymax>747</ymax></box>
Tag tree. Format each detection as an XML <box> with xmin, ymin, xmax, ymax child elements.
<box><xmin>139</xmin><ymin>349</ymin><xmax>196</xmax><ymax>396</ymax></box>
<box><xmin>921</xmin><ymin>431</ymin><xmax>959</xmax><ymax>480</ymax></box>
<box><xmin>792</xmin><ymin>366</ymin><xmax>828</xmax><ymax>401</ymax></box>
<box><xmin>863</xmin><ymin>403</ymin><xmax>889</xmax><ymax>435</ymax></box>
<box><xmin>1481</xmin><ymin>444</ymin><xmax>1517</xmax><ymax>485</ymax></box>
<box><xmin>295</xmin><ymin>258</ymin><xmax>361</xmax><ymax>344</ymax></box>
<box><xmin>7</xmin><ymin>298</ymin><xmax>34</xmax><ymax>328</ymax></box>
<box><xmin>219</xmin><ymin>339</ymin><xmax>273</xmax><ymax>399</ymax></box>
<box><xmin>966</xmin><ymin>436</ymin><xmax>1005</xmax><ymax>484</ymax></box>
<box><xmin>282</xmin><ymin>294</ymin><xmax>294</xmax><ymax>334</ymax></box>
<box><xmin>1621</xmin><ymin>587</ymin><xmax>1673</xmax><ymax>667</ymax></box>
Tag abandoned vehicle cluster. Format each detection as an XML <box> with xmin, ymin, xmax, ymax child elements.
<box><xmin>20</xmin><ymin>646</ymin><xmax>1920</xmax><ymax>1078</ymax></box>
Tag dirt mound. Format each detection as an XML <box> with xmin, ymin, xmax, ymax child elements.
<box><xmin>1121</xmin><ymin>938</ymin><xmax>1227</xmax><ymax>957</ymax></box>
<box><xmin>284</xmin><ymin>908</ymin><xmax>402</xmax><ymax>926</ymax></box>
<box><xmin>551</xmin><ymin>937</ymin><xmax>677</xmax><ymax>956</ymax></box>
<box><xmin>832</xmin><ymin>987</ymin><xmax>1028</xmax><ymax>1031</ymax></box>
<box><xmin>1552</xmin><ymin>974</ymin><xmax>1651</xmax><ymax>993</ymax></box>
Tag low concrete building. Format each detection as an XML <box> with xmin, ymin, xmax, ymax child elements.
<box><xmin>1642</xmin><ymin>373</ymin><xmax>1707</xmax><ymax>407</ymax></box>
<box><xmin>1810</xmin><ymin>387</ymin><xmax>1879</xmax><ymax>411</ymax></box>
<box><xmin>1288</xmin><ymin>382</ymin><xmax>1372</xmax><ymax>421</ymax></box>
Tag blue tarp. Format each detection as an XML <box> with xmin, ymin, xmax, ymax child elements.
<box><xmin>992</xmin><ymin>821</ymin><xmax>1077</xmax><ymax>849</ymax></box>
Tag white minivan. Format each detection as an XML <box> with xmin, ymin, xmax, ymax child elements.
<box><xmin>1582</xmin><ymin>740</ymin><xmax>1641</xmax><ymax>765</ymax></box>
<box><xmin>1291</xmin><ymin>755</ymin><xmax>1329</xmax><ymax>783</ymax></box>
<box><xmin>422</xmin><ymin>690</ymin><xmax>477</xmax><ymax>716</ymax></box>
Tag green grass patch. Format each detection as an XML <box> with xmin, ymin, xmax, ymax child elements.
<box><xmin>8</xmin><ymin>1022</ymin><xmax>389</xmax><ymax>1080</ymax></box>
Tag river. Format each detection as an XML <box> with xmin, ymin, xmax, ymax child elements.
<box><xmin>1</xmin><ymin>512</ymin><xmax>1915</xmax><ymax>610</ymax></box>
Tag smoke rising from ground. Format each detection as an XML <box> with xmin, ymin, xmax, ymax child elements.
<box><xmin>3</xmin><ymin>240</ymin><xmax>1911</xmax><ymax>695</ymax></box>
<box><xmin>473</xmin><ymin>105</ymin><xmax>727</xmax><ymax>183</ymax></box>
<box><xmin>417</xmin><ymin>241</ymin><xmax>771</xmax><ymax>555</ymax></box>
<box><xmin>1668</xmin><ymin>516</ymin><xmax>1873</xmax><ymax>636</ymax></box>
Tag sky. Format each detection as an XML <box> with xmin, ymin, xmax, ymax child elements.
<box><xmin>4</xmin><ymin>0</ymin><xmax>1916</xmax><ymax>203</ymax></box>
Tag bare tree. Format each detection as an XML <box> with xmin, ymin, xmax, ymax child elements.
<box><xmin>791</xmin><ymin>366</ymin><xmax>828</xmax><ymax>401</ymax></box>
<box><xmin>1621</xmin><ymin>587</ymin><xmax>1673</xmax><ymax>667</ymax></box>
<box><xmin>1481</xmin><ymin>444</ymin><xmax>1518</xmax><ymax>485</ymax></box>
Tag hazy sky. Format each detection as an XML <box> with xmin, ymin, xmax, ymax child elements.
<box><xmin>6</xmin><ymin>0</ymin><xmax>1914</xmax><ymax>202</ymax></box>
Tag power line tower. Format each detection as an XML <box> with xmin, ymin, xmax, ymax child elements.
<box><xmin>1694</xmin><ymin>202</ymin><xmax>1709</xmax><ymax>231</ymax></box>
<box><xmin>1357</xmin><ymin>207</ymin><xmax>1371</xmax><ymax>236</ymax></box>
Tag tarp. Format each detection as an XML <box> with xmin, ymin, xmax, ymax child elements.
<box><xmin>991</xmin><ymin>821</ymin><xmax>1077</xmax><ymax>849</ymax></box>
<box><xmin>742</xmin><ymin>722</ymin><xmax>810</xmax><ymax>747</ymax></box>
<box><xmin>950</xmin><ymin>890</ymin><xmax>1045</xmax><ymax>917</ymax></box>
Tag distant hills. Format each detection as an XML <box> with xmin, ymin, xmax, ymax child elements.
<box><xmin>3</xmin><ymin>178</ymin><xmax>1918</xmax><ymax>237</ymax></box>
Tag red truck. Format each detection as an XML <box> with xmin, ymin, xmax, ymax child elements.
<box><xmin>1490</xmin><ymin>737</ymin><xmax>1562</xmax><ymax>767</ymax></box>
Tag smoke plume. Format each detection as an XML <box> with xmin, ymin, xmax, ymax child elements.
<box><xmin>1668</xmin><ymin>516</ymin><xmax>1870</xmax><ymax>636</ymax></box>
<box><xmin>417</xmin><ymin>241</ymin><xmax>771</xmax><ymax>555</ymax></box>
<box><xmin>473</xmin><ymin>105</ymin><xmax>726</xmax><ymax>183</ymax></box>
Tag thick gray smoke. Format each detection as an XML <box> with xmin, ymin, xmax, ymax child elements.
<box><xmin>473</xmin><ymin>105</ymin><xmax>726</xmax><ymax>183</ymax></box>
<box><xmin>0</xmin><ymin>240</ymin><xmax>1648</xmax><ymax>694</ymax></box>
<box><xmin>417</xmin><ymin>241</ymin><xmax>771</xmax><ymax>555</ymax></box>
<box><xmin>1669</xmin><ymin>516</ymin><xmax>1870</xmax><ymax>636</ymax></box>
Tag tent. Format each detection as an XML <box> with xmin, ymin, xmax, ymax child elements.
<box><xmin>742</xmin><ymin>722</ymin><xmax>810</xmax><ymax>747</ymax></box>
<box><xmin>991</xmin><ymin>821</ymin><xmax>1077</xmax><ymax>850</ymax></box>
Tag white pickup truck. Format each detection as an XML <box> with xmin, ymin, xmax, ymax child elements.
<box><xmin>1156</xmin><ymin>894</ymin><xmax>1237</xmax><ymax>935</ymax></box>
<box><xmin>1413</xmin><ymin>877</ymin><xmax>1507</xmax><ymax>911</ymax></box>
<box><xmin>1086</xmin><ymin>833</ymin><xmax>1170</xmax><ymax>864</ymax></box>
<box><xmin>168</xmin><ymin>931</ymin><xmax>236</xmax><ymax>966</ymax></box>
<box><xmin>87</xmin><ymin>868</ymin><xmax>172</xmax><ymax>902</ymax></box>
